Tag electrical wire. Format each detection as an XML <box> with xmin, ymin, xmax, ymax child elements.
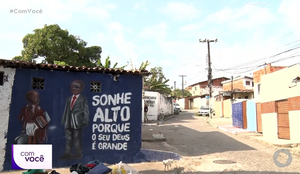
<box><xmin>213</xmin><ymin>54</ymin><xmax>300</xmax><ymax>75</ymax></box>
<box><xmin>164</xmin><ymin>58</ymin><xmax>202</xmax><ymax>70</ymax></box>
<box><xmin>262</xmin><ymin>0</ymin><xmax>273</xmax><ymax>7</ymax></box>
<box><xmin>217</xmin><ymin>44</ymin><xmax>300</xmax><ymax>70</ymax></box>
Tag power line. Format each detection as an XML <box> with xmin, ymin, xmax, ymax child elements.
<box><xmin>273</xmin><ymin>27</ymin><xmax>300</xmax><ymax>42</ymax></box>
<box><xmin>214</xmin><ymin>54</ymin><xmax>300</xmax><ymax>74</ymax></box>
<box><xmin>262</xmin><ymin>0</ymin><xmax>273</xmax><ymax>7</ymax></box>
<box><xmin>218</xmin><ymin>44</ymin><xmax>300</xmax><ymax>70</ymax></box>
<box><xmin>164</xmin><ymin>58</ymin><xmax>201</xmax><ymax>70</ymax></box>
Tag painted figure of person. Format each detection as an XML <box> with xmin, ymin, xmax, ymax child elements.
<box><xmin>144</xmin><ymin>103</ymin><xmax>148</xmax><ymax>123</ymax></box>
<box><xmin>17</xmin><ymin>90</ymin><xmax>51</xmax><ymax>144</ymax></box>
<box><xmin>60</xmin><ymin>80</ymin><xmax>89</xmax><ymax>160</ymax></box>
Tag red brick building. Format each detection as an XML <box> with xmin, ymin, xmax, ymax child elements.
<box><xmin>222</xmin><ymin>76</ymin><xmax>254</xmax><ymax>91</ymax></box>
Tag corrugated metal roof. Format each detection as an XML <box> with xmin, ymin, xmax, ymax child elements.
<box><xmin>0</xmin><ymin>59</ymin><xmax>150</xmax><ymax>76</ymax></box>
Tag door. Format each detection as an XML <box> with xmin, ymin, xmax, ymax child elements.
<box><xmin>276</xmin><ymin>100</ymin><xmax>290</xmax><ymax>140</ymax></box>
<box><xmin>256</xmin><ymin>103</ymin><xmax>262</xmax><ymax>133</ymax></box>
<box><xmin>242</xmin><ymin>101</ymin><xmax>247</xmax><ymax>129</ymax></box>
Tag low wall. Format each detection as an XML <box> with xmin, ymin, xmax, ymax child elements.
<box><xmin>223</xmin><ymin>99</ymin><xmax>232</xmax><ymax>118</ymax></box>
<box><xmin>214</xmin><ymin>101</ymin><xmax>221</xmax><ymax>117</ymax></box>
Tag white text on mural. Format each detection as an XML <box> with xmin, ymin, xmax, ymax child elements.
<box><xmin>91</xmin><ymin>92</ymin><xmax>132</xmax><ymax>151</ymax></box>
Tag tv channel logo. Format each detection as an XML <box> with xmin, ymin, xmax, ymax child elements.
<box><xmin>12</xmin><ymin>145</ymin><xmax>52</xmax><ymax>169</ymax></box>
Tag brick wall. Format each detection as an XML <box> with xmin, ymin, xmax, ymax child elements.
<box><xmin>261</xmin><ymin>101</ymin><xmax>276</xmax><ymax>113</ymax></box>
<box><xmin>223</xmin><ymin>79</ymin><xmax>246</xmax><ymax>91</ymax></box>
<box><xmin>288</xmin><ymin>96</ymin><xmax>300</xmax><ymax>111</ymax></box>
<box><xmin>253</xmin><ymin>64</ymin><xmax>286</xmax><ymax>83</ymax></box>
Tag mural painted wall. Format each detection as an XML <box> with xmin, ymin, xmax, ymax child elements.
<box><xmin>3</xmin><ymin>68</ymin><xmax>143</xmax><ymax>170</ymax></box>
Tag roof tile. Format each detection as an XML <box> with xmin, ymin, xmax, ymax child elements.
<box><xmin>0</xmin><ymin>59</ymin><xmax>150</xmax><ymax>76</ymax></box>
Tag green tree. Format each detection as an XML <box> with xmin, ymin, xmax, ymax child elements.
<box><xmin>13</xmin><ymin>24</ymin><xmax>102</xmax><ymax>66</ymax></box>
<box><xmin>172</xmin><ymin>88</ymin><xmax>192</xmax><ymax>98</ymax></box>
<box><xmin>144</xmin><ymin>67</ymin><xmax>172</xmax><ymax>95</ymax></box>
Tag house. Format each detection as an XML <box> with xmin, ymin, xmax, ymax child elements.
<box><xmin>221</xmin><ymin>76</ymin><xmax>254</xmax><ymax>99</ymax></box>
<box><xmin>0</xmin><ymin>59</ymin><xmax>149</xmax><ymax>171</ymax></box>
<box><xmin>144</xmin><ymin>91</ymin><xmax>173</xmax><ymax>121</ymax></box>
<box><xmin>253</xmin><ymin>63</ymin><xmax>286</xmax><ymax>133</ymax></box>
<box><xmin>185</xmin><ymin>77</ymin><xmax>229</xmax><ymax>109</ymax></box>
<box><xmin>214</xmin><ymin>76</ymin><xmax>254</xmax><ymax>118</ymax></box>
<box><xmin>259</xmin><ymin>63</ymin><xmax>300</xmax><ymax>143</ymax></box>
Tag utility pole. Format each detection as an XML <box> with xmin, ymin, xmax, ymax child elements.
<box><xmin>199</xmin><ymin>38</ymin><xmax>218</xmax><ymax>119</ymax></box>
<box><xmin>174</xmin><ymin>81</ymin><xmax>176</xmax><ymax>98</ymax></box>
<box><xmin>231</xmin><ymin>76</ymin><xmax>233</xmax><ymax>99</ymax></box>
<box><xmin>179</xmin><ymin>75</ymin><xmax>186</xmax><ymax>98</ymax></box>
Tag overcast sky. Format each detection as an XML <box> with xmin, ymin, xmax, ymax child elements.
<box><xmin>1</xmin><ymin>0</ymin><xmax>300</xmax><ymax>88</ymax></box>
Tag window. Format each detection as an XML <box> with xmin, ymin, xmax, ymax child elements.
<box><xmin>194</xmin><ymin>87</ymin><xmax>197</xmax><ymax>91</ymax></box>
<box><xmin>0</xmin><ymin>72</ymin><xmax>3</xmax><ymax>86</ymax></box>
<box><xmin>257</xmin><ymin>84</ymin><xmax>261</xmax><ymax>94</ymax></box>
<box><xmin>245</xmin><ymin>81</ymin><xmax>250</xmax><ymax>85</ymax></box>
<box><xmin>252</xmin><ymin>82</ymin><xmax>254</xmax><ymax>87</ymax></box>
<box><xmin>90</xmin><ymin>81</ymin><xmax>101</xmax><ymax>92</ymax></box>
<box><xmin>238</xmin><ymin>97</ymin><xmax>241</xmax><ymax>99</ymax></box>
<box><xmin>245</xmin><ymin>96</ymin><xmax>248</xmax><ymax>99</ymax></box>
<box><xmin>32</xmin><ymin>77</ymin><xmax>45</xmax><ymax>89</ymax></box>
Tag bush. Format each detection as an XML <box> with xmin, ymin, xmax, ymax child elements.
<box><xmin>195</xmin><ymin>112</ymin><xmax>199</xmax><ymax>116</ymax></box>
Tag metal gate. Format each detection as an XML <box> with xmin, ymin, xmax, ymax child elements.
<box><xmin>232</xmin><ymin>102</ymin><xmax>243</xmax><ymax>128</ymax></box>
<box><xmin>276</xmin><ymin>99</ymin><xmax>290</xmax><ymax>140</ymax></box>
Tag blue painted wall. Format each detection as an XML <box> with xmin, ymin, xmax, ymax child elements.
<box><xmin>4</xmin><ymin>68</ymin><xmax>143</xmax><ymax>170</ymax></box>
<box><xmin>246</xmin><ymin>101</ymin><xmax>257</xmax><ymax>132</ymax></box>
<box><xmin>232</xmin><ymin>102</ymin><xmax>243</xmax><ymax>128</ymax></box>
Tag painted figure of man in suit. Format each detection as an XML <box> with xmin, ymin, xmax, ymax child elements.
<box><xmin>60</xmin><ymin>80</ymin><xmax>89</xmax><ymax>159</ymax></box>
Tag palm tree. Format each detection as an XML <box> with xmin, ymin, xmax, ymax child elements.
<box><xmin>144</xmin><ymin>67</ymin><xmax>172</xmax><ymax>95</ymax></box>
<box><xmin>97</xmin><ymin>56</ymin><xmax>127</xmax><ymax>69</ymax></box>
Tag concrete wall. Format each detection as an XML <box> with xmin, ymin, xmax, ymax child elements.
<box><xmin>223</xmin><ymin>99</ymin><xmax>232</xmax><ymax>118</ymax></box>
<box><xmin>145</xmin><ymin>91</ymin><xmax>172</xmax><ymax>120</ymax></box>
<box><xmin>262</xmin><ymin>112</ymin><xmax>300</xmax><ymax>143</ymax></box>
<box><xmin>254</xmin><ymin>83</ymin><xmax>261</xmax><ymax>103</ymax></box>
<box><xmin>261</xmin><ymin>64</ymin><xmax>300</xmax><ymax>102</ymax></box>
<box><xmin>193</xmin><ymin>97</ymin><xmax>207</xmax><ymax>109</ymax></box>
<box><xmin>214</xmin><ymin>101</ymin><xmax>221</xmax><ymax>117</ymax></box>
<box><xmin>246</xmin><ymin>100</ymin><xmax>257</xmax><ymax>132</ymax></box>
<box><xmin>260</xmin><ymin>64</ymin><xmax>300</xmax><ymax>143</ymax></box>
<box><xmin>178</xmin><ymin>98</ymin><xmax>185</xmax><ymax>110</ymax></box>
<box><xmin>253</xmin><ymin>64</ymin><xmax>286</xmax><ymax>103</ymax></box>
<box><xmin>157</xmin><ymin>92</ymin><xmax>173</xmax><ymax>115</ymax></box>
<box><xmin>289</xmin><ymin>110</ymin><xmax>300</xmax><ymax>142</ymax></box>
<box><xmin>144</xmin><ymin>92</ymin><xmax>159</xmax><ymax>120</ymax></box>
<box><xmin>0</xmin><ymin>67</ymin><xmax>15</xmax><ymax>171</ymax></box>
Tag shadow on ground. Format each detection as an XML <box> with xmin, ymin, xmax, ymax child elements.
<box><xmin>152</xmin><ymin>113</ymin><xmax>256</xmax><ymax>156</ymax></box>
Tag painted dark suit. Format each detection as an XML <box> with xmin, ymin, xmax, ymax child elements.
<box><xmin>60</xmin><ymin>80</ymin><xmax>89</xmax><ymax>159</ymax></box>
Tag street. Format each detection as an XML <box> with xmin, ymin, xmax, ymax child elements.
<box><xmin>136</xmin><ymin>110</ymin><xmax>300</xmax><ymax>174</ymax></box>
